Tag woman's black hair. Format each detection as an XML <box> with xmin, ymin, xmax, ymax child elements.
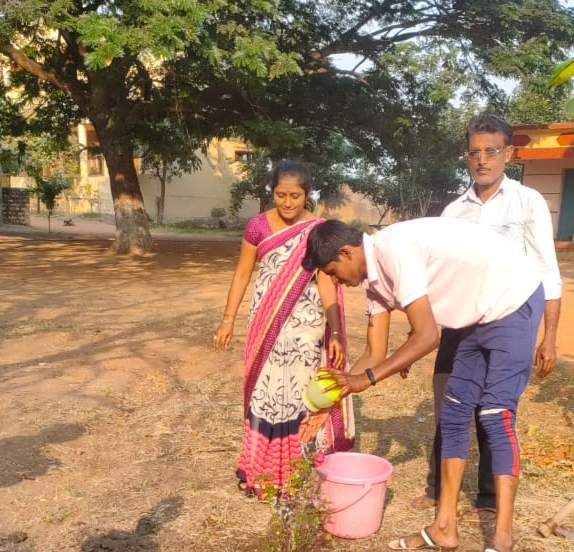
<box><xmin>302</xmin><ymin>220</ymin><xmax>363</xmax><ymax>271</ymax></box>
<box><xmin>270</xmin><ymin>160</ymin><xmax>314</xmax><ymax>211</ymax></box>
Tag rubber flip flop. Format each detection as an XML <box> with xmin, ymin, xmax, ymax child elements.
<box><xmin>388</xmin><ymin>527</ymin><xmax>458</xmax><ymax>551</ymax></box>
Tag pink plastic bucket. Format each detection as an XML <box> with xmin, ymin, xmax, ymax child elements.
<box><xmin>316</xmin><ymin>452</ymin><xmax>393</xmax><ymax>539</ymax></box>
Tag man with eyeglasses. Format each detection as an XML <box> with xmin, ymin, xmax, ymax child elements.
<box><xmin>412</xmin><ymin>111</ymin><xmax>562</xmax><ymax>523</ymax></box>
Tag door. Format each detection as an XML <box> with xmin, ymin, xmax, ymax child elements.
<box><xmin>557</xmin><ymin>170</ymin><xmax>574</xmax><ymax>241</ymax></box>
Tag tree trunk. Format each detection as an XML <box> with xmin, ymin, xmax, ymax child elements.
<box><xmin>91</xmin><ymin>121</ymin><xmax>154</xmax><ymax>254</ymax></box>
<box><xmin>0</xmin><ymin>159</ymin><xmax>3</xmax><ymax>225</ymax></box>
<box><xmin>156</xmin><ymin>166</ymin><xmax>166</xmax><ymax>226</ymax></box>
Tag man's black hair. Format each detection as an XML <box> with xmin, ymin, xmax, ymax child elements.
<box><xmin>466</xmin><ymin>111</ymin><xmax>513</xmax><ymax>146</ymax></box>
<box><xmin>302</xmin><ymin>220</ymin><xmax>363</xmax><ymax>271</ymax></box>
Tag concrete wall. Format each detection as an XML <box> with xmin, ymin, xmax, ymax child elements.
<box><xmin>1</xmin><ymin>187</ymin><xmax>30</xmax><ymax>225</ymax></box>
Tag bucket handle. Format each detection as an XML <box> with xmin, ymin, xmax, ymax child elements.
<box><xmin>323</xmin><ymin>483</ymin><xmax>372</xmax><ymax>514</ymax></box>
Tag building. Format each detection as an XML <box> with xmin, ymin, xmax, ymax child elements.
<box><xmin>71</xmin><ymin>123</ymin><xmax>260</xmax><ymax>224</ymax></box>
<box><xmin>512</xmin><ymin>123</ymin><xmax>574</xmax><ymax>242</ymax></box>
<box><xmin>45</xmin><ymin>122</ymin><xmax>385</xmax><ymax>227</ymax></box>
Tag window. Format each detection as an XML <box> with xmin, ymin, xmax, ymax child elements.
<box><xmin>87</xmin><ymin>154</ymin><xmax>103</xmax><ymax>176</ymax></box>
<box><xmin>235</xmin><ymin>150</ymin><xmax>254</xmax><ymax>163</ymax></box>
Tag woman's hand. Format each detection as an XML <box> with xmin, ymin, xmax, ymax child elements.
<box><xmin>213</xmin><ymin>321</ymin><xmax>233</xmax><ymax>351</ymax></box>
<box><xmin>298</xmin><ymin>409</ymin><xmax>330</xmax><ymax>444</ymax></box>
<box><xmin>328</xmin><ymin>334</ymin><xmax>345</xmax><ymax>369</ymax></box>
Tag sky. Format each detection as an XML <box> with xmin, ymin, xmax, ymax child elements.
<box><xmin>332</xmin><ymin>1</ymin><xmax>574</xmax><ymax>96</ymax></box>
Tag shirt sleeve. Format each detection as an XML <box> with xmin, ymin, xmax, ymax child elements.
<box><xmin>381</xmin><ymin>235</ymin><xmax>429</xmax><ymax>308</ymax></box>
<box><xmin>365</xmin><ymin>289</ymin><xmax>389</xmax><ymax>316</ymax></box>
<box><xmin>525</xmin><ymin>192</ymin><xmax>562</xmax><ymax>300</ymax></box>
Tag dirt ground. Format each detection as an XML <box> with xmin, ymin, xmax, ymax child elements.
<box><xmin>1</xmin><ymin>218</ymin><xmax>574</xmax><ymax>552</ymax></box>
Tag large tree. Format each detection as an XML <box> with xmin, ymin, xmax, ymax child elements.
<box><xmin>0</xmin><ymin>0</ymin><xmax>302</xmax><ymax>252</ymax></box>
<box><xmin>1</xmin><ymin>1</ymin><xmax>572</xmax><ymax>250</ymax></box>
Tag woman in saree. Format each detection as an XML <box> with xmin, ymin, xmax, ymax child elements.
<box><xmin>214</xmin><ymin>160</ymin><xmax>354</xmax><ymax>497</ymax></box>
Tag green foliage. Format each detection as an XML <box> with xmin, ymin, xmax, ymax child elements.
<box><xmin>30</xmin><ymin>173</ymin><xmax>72</xmax><ymax>212</ymax></box>
<box><xmin>348</xmin><ymin>43</ymin><xmax>470</xmax><ymax>221</ymax></box>
<box><xmin>210</xmin><ymin>207</ymin><xmax>226</xmax><ymax>219</ymax></box>
<box><xmin>565</xmin><ymin>98</ymin><xmax>574</xmax><ymax>120</ymax></box>
<box><xmin>29</xmin><ymin>173</ymin><xmax>72</xmax><ymax>231</ymax></box>
<box><xmin>547</xmin><ymin>57</ymin><xmax>574</xmax><ymax>88</ymax></box>
<box><xmin>137</xmin><ymin>119</ymin><xmax>203</xmax><ymax>225</ymax></box>
<box><xmin>260</xmin><ymin>449</ymin><xmax>327</xmax><ymax>552</ymax></box>
<box><xmin>137</xmin><ymin>120</ymin><xmax>203</xmax><ymax>182</ymax></box>
<box><xmin>496</xmin><ymin>37</ymin><xmax>574</xmax><ymax>124</ymax></box>
<box><xmin>230</xmin><ymin>151</ymin><xmax>272</xmax><ymax>215</ymax></box>
<box><xmin>210</xmin><ymin>207</ymin><xmax>226</xmax><ymax>228</ymax></box>
<box><xmin>2</xmin><ymin>0</ymin><xmax>574</xmax><ymax>249</ymax></box>
<box><xmin>0</xmin><ymin>0</ymin><xmax>307</xmax><ymax>249</ymax></box>
<box><xmin>1</xmin><ymin>133</ymin><xmax>80</xmax><ymax>183</ymax></box>
<box><xmin>507</xmin><ymin>75</ymin><xmax>571</xmax><ymax>125</ymax></box>
<box><xmin>0</xmin><ymin>147</ymin><xmax>21</xmax><ymax>176</ymax></box>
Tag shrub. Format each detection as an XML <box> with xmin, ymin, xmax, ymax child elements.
<box><xmin>259</xmin><ymin>446</ymin><xmax>328</xmax><ymax>552</ymax></box>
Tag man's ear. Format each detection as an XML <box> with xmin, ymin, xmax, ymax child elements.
<box><xmin>338</xmin><ymin>245</ymin><xmax>354</xmax><ymax>261</ymax></box>
<box><xmin>504</xmin><ymin>144</ymin><xmax>514</xmax><ymax>163</ymax></box>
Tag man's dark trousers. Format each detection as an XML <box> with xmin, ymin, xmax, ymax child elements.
<box><xmin>425</xmin><ymin>328</ymin><xmax>496</xmax><ymax>509</ymax></box>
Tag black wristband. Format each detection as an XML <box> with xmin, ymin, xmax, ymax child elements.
<box><xmin>365</xmin><ymin>368</ymin><xmax>377</xmax><ymax>386</ymax></box>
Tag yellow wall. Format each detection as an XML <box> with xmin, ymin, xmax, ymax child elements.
<box><xmin>138</xmin><ymin>139</ymin><xmax>259</xmax><ymax>223</ymax></box>
<box><xmin>35</xmin><ymin>122</ymin><xmax>385</xmax><ymax>226</ymax></box>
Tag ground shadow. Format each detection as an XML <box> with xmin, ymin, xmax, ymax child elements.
<box><xmin>0</xmin><ymin>423</ymin><xmax>85</xmax><ymax>488</ymax></box>
<box><xmin>353</xmin><ymin>393</ymin><xmax>435</xmax><ymax>466</ymax></box>
<box><xmin>527</xmin><ymin>359</ymin><xmax>574</xmax><ymax>431</ymax></box>
<box><xmin>80</xmin><ymin>497</ymin><xmax>183</xmax><ymax>552</ymax></box>
<box><xmin>353</xmin><ymin>393</ymin><xmax>490</xmax><ymax>515</ymax></box>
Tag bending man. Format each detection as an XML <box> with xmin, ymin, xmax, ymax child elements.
<box><xmin>301</xmin><ymin>217</ymin><xmax>547</xmax><ymax>552</ymax></box>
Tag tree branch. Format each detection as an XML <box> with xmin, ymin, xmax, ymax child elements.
<box><xmin>0</xmin><ymin>43</ymin><xmax>77</xmax><ymax>97</ymax></box>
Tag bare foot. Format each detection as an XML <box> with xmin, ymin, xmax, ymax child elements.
<box><xmin>488</xmin><ymin>533</ymin><xmax>513</xmax><ymax>552</ymax></box>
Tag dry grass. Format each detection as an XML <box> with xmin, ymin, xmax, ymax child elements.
<box><xmin>0</xmin><ymin>233</ymin><xmax>573</xmax><ymax>552</ymax></box>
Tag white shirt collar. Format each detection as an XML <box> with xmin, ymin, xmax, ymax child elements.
<box><xmin>463</xmin><ymin>174</ymin><xmax>509</xmax><ymax>204</ymax></box>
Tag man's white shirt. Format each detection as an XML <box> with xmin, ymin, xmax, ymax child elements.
<box><xmin>441</xmin><ymin>175</ymin><xmax>562</xmax><ymax>300</ymax></box>
<box><xmin>362</xmin><ymin>218</ymin><xmax>542</xmax><ymax>329</ymax></box>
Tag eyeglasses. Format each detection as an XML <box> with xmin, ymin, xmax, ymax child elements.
<box><xmin>465</xmin><ymin>146</ymin><xmax>507</xmax><ymax>160</ymax></box>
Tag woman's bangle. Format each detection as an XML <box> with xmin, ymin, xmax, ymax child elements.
<box><xmin>221</xmin><ymin>315</ymin><xmax>235</xmax><ymax>324</ymax></box>
<box><xmin>331</xmin><ymin>330</ymin><xmax>341</xmax><ymax>336</ymax></box>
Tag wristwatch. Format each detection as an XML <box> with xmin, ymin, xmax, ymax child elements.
<box><xmin>365</xmin><ymin>368</ymin><xmax>377</xmax><ymax>386</ymax></box>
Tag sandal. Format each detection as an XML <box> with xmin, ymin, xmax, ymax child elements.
<box><xmin>388</xmin><ymin>527</ymin><xmax>458</xmax><ymax>551</ymax></box>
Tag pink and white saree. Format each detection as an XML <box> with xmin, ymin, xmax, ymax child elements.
<box><xmin>237</xmin><ymin>216</ymin><xmax>354</xmax><ymax>495</ymax></box>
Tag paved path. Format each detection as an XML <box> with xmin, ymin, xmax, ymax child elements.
<box><xmin>1</xmin><ymin>215</ymin><xmax>241</xmax><ymax>242</ymax></box>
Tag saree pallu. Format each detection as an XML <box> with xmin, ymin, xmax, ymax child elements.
<box><xmin>237</xmin><ymin>219</ymin><xmax>354</xmax><ymax>495</ymax></box>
